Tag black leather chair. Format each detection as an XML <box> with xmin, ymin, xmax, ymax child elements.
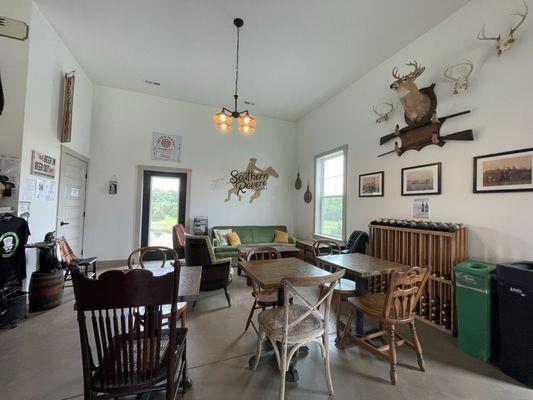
<box><xmin>184</xmin><ymin>234</ymin><xmax>232</xmax><ymax>307</ymax></box>
<box><xmin>342</xmin><ymin>230</ymin><xmax>369</xmax><ymax>254</ymax></box>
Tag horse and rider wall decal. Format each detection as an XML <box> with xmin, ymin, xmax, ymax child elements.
<box><xmin>225</xmin><ymin>158</ymin><xmax>279</xmax><ymax>203</ymax></box>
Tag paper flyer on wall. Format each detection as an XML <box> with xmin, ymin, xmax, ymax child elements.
<box><xmin>151</xmin><ymin>132</ymin><xmax>182</xmax><ymax>162</ymax></box>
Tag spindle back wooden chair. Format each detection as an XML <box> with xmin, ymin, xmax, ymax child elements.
<box><xmin>244</xmin><ymin>247</ymin><xmax>282</xmax><ymax>333</ymax></box>
<box><xmin>72</xmin><ymin>266</ymin><xmax>187</xmax><ymax>399</ymax></box>
<box><xmin>313</xmin><ymin>239</ymin><xmax>356</xmax><ymax>338</ymax></box>
<box><xmin>341</xmin><ymin>266</ymin><xmax>431</xmax><ymax>385</ymax></box>
<box><xmin>127</xmin><ymin>246</ymin><xmax>187</xmax><ymax>328</ymax></box>
<box><xmin>252</xmin><ymin>269</ymin><xmax>345</xmax><ymax>400</ymax></box>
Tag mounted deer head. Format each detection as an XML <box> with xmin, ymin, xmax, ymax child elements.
<box><xmin>444</xmin><ymin>59</ymin><xmax>474</xmax><ymax>95</ymax></box>
<box><xmin>477</xmin><ymin>0</ymin><xmax>528</xmax><ymax>56</ymax></box>
<box><xmin>372</xmin><ymin>102</ymin><xmax>394</xmax><ymax>123</ymax></box>
<box><xmin>390</xmin><ymin>61</ymin><xmax>432</xmax><ymax>125</ymax></box>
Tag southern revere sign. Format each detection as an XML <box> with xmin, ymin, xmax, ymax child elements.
<box><xmin>225</xmin><ymin>158</ymin><xmax>278</xmax><ymax>203</ymax></box>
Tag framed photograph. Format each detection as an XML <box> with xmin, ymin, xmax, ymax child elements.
<box><xmin>359</xmin><ymin>171</ymin><xmax>384</xmax><ymax>197</ymax></box>
<box><xmin>401</xmin><ymin>162</ymin><xmax>441</xmax><ymax>196</ymax></box>
<box><xmin>474</xmin><ymin>147</ymin><xmax>533</xmax><ymax>193</ymax></box>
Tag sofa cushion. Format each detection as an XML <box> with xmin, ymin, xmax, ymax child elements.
<box><xmin>253</xmin><ymin>226</ymin><xmax>287</xmax><ymax>244</ymax></box>
<box><xmin>273</xmin><ymin>230</ymin><xmax>289</xmax><ymax>244</ymax></box>
<box><xmin>213</xmin><ymin>229</ymin><xmax>232</xmax><ymax>246</ymax></box>
<box><xmin>227</xmin><ymin>232</ymin><xmax>242</xmax><ymax>246</ymax></box>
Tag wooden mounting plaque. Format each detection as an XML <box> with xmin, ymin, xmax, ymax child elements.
<box><xmin>0</xmin><ymin>16</ymin><xmax>28</xmax><ymax>41</ymax></box>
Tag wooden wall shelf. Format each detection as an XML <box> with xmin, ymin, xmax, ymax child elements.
<box><xmin>368</xmin><ymin>223</ymin><xmax>468</xmax><ymax>335</ymax></box>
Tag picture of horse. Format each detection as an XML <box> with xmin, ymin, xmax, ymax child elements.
<box><xmin>225</xmin><ymin>158</ymin><xmax>279</xmax><ymax>203</ymax></box>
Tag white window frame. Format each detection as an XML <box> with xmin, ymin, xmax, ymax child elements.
<box><xmin>313</xmin><ymin>145</ymin><xmax>348</xmax><ymax>241</ymax></box>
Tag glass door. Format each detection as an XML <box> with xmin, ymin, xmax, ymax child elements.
<box><xmin>140</xmin><ymin>171</ymin><xmax>187</xmax><ymax>255</ymax></box>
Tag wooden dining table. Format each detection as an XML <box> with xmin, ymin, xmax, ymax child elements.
<box><xmin>239</xmin><ymin>257</ymin><xmax>331</xmax><ymax>382</ymax></box>
<box><xmin>316</xmin><ymin>253</ymin><xmax>409</xmax><ymax>339</ymax></box>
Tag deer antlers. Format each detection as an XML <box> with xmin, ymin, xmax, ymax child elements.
<box><xmin>392</xmin><ymin>60</ymin><xmax>425</xmax><ymax>81</ymax></box>
<box><xmin>477</xmin><ymin>0</ymin><xmax>528</xmax><ymax>56</ymax></box>
<box><xmin>372</xmin><ymin>102</ymin><xmax>394</xmax><ymax>123</ymax></box>
<box><xmin>444</xmin><ymin>59</ymin><xmax>474</xmax><ymax>94</ymax></box>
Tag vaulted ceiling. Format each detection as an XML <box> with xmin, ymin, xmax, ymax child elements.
<box><xmin>35</xmin><ymin>0</ymin><xmax>469</xmax><ymax>121</ymax></box>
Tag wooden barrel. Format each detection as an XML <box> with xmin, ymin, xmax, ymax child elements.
<box><xmin>29</xmin><ymin>270</ymin><xmax>64</xmax><ymax>312</ymax></box>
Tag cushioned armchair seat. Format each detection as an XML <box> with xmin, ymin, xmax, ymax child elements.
<box><xmin>210</xmin><ymin>225</ymin><xmax>296</xmax><ymax>266</ymax></box>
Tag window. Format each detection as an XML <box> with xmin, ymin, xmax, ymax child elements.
<box><xmin>314</xmin><ymin>146</ymin><xmax>347</xmax><ymax>240</ymax></box>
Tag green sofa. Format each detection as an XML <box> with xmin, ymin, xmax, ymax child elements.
<box><xmin>210</xmin><ymin>225</ymin><xmax>296</xmax><ymax>266</ymax></box>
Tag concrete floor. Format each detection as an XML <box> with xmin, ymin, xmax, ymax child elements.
<box><xmin>0</xmin><ymin>267</ymin><xmax>530</xmax><ymax>400</ymax></box>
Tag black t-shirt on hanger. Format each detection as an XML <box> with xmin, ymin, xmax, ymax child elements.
<box><xmin>0</xmin><ymin>216</ymin><xmax>30</xmax><ymax>287</ymax></box>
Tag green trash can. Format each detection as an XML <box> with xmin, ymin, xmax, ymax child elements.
<box><xmin>454</xmin><ymin>260</ymin><xmax>497</xmax><ymax>362</ymax></box>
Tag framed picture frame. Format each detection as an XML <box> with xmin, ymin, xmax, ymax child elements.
<box><xmin>359</xmin><ymin>171</ymin><xmax>384</xmax><ymax>197</ymax></box>
<box><xmin>401</xmin><ymin>162</ymin><xmax>441</xmax><ymax>196</ymax></box>
<box><xmin>473</xmin><ymin>147</ymin><xmax>533</xmax><ymax>193</ymax></box>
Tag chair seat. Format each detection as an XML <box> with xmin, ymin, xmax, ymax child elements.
<box><xmin>76</xmin><ymin>256</ymin><xmax>98</xmax><ymax>266</ymax></box>
<box><xmin>253</xmin><ymin>289</ymin><xmax>278</xmax><ymax>304</ymax></box>
<box><xmin>91</xmin><ymin>328</ymin><xmax>187</xmax><ymax>391</ymax></box>
<box><xmin>347</xmin><ymin>293</ymin><xmax>407</xmax><ymax>322</ymax></box>
<box><xmin>323</xmin><ymin>278</ymin><xmax>356</xmax><ymax>294</ymax></box>
<box><xmin>258</xmin><ymin>304</ymin><xmax>324</xmax><ymax>341</ymax></box>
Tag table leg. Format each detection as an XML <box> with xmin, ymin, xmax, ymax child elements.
<box><xmin>335</xmin><ymin>276</ymin><xmax>369</xmax><ymax>345</ymax></box>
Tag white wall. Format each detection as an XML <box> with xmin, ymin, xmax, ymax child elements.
<box><xmin>294</xmin><ymin>0</ymin><xmax>533</xmax><ymax>262</ymax></box>
<box><xmin>85</xmin><ymin>86</ymin><xmax>296</xmax><ymax>261</ymax></box>
<box><xmin>19</xmin><ymin>3</ymin><xmax>93</xmax><ymax>284</ymax></box>
<box><xmin>0</xmin><ymin>0</ymin><xmax>31</xmax><ymax>159</ymax></box>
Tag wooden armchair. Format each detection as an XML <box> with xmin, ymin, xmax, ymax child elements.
<box><xmin>127</xmin><ymin>246</ymin><xmax>188</xmax><ymax>328</ymax></box>
<box><xmin>313</xmin><ymin>240</ymin><xmax>356</xmax><ymax>338</ymax></box>
<box><xmin>341</xmin><ymin>266</ymin><xmax>430</xmax><ymax>384</ymax></box>
<box><xmin>71</xmin><ymin>265</ymin><xmax>188</xmax><ymax>399</ymax></box>
<box><xmin>253</xmin><ymin>269</ymin><xmax>345</xmax><ymax>400</ymax></box>
<box><xmin>184</xmin><ymin>234</ymin><xmax>232</xmax><ymax>307</ymax></box>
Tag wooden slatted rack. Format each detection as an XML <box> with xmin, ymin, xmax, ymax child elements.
<box><xmin>368</xmin><ymin>223</ymin><xmax>468</xmax><ymax>335</ymax></box>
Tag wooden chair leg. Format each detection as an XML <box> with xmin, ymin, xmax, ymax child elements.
<box><xmin>244</xmin><ymin>299</ymin><xmax>257</xmax><ymax>332</ymax></box>
<box><xmin>340</xmin><ymin>308</ymin><xmax>355</xmax><ymax>349</ymax></box>
<box><xmin>180</xmin><ymin>310</ymin><xmax>187</xmax><ymax>329</ymax></box>
<box><xmin>389</xmin><ymin>324</ymin><xmax>397</xmax><ymax>385</ymax></box>
<box><xmin>223</xmin><ymin>286</ymin><xmax>231</xmax><ymax>307</ymax></box>
<box><xmin>409</xmin><ymin>320</ymin><xmax>426</xmax><ymax>371</ymax></box>
<box><xmin>279</xmin><ymin>340</ymin><xmax>288</xmax><ymax>400</ymax></box>
<box><xmin>322</xmin><ymin>334</ymin><xmax>334</xmax><ymax>395</ymax></box>
<box><xmin>253</xmin><ymin>329</ymin><xmax>265</xmax><ymax>371</ymax></box>
<box><xmin>335</xmin><ymin>294</ymin><xmax>342</xmax><ymax>338</ymax></box>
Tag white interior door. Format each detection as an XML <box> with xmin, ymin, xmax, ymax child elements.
<box><xmin>56</xmin><ymin>152</ymin><xmax>88</xmax><ymax>257</ymax></box>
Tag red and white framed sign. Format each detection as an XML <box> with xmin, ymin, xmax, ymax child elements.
<box><xmin>151</xmin><ymin>133</ymin><xmax>182</xmax><ymax>162</ymax></box>
<box><xmin>61</xmin><ymin>71</ymin><xmax>75</xmax><ymax>143</ymax></box>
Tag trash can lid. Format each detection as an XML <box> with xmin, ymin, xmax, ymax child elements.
<box><xmin>454</xmin><ymin>260</ymin><xmax>496</xmax><ymax>277</ymax></box>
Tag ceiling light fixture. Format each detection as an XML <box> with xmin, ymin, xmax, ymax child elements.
<box><xmin>213</xmin><ymin>18</ymin><xmax>255</xmax><ymax>135</ymax></box>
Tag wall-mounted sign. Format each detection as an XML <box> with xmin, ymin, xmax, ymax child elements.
<box><xmin>31</xmin><ymin>150</ymin><xmax>56</xmax><ymax>179</ymax></box>
<box><xmin>0</xmin><ymin>16</ymin><xmax>29</xmax><ymax>41</ymax></box>
<box><xmin>413</xmin><ymin>198</ymin><xmax>430</xmax><ymax>219</ymax></box>
<box><xmin>61</xmin><ymin>71</ymin><xmax>75</xmax><ymax>143</ymax></box>
<box><xmin>108</xmin><ymin>174</ymin><xmax>118</xmax><ymax>195</ymax></box>
<box><xmin>225</xmin><ymin>158</ymin><xmax>278</xmax><ymax>203</ymax></box>
<box><xmin>151</xmin><ymin>132</ymin><xmax>182</xmax><ymax>162</ymax></box>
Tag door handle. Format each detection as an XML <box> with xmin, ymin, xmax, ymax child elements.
<box><xmin>60</xmin><ymin>221</ymin><xmax>70</xmax><ymax>226</ymax></box>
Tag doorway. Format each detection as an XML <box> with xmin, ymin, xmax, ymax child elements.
<box><xmin>56</xmin><ymin>149</ymin><xmax>88</xmax><ymax>257</ymax></box>
<box><xmin>140</xmin><ymin>170</ymin><xmax>188</xmax><ymax>251</ymax></box>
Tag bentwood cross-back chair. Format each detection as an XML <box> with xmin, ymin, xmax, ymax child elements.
<box><xmin>341</xmin><ymin>266</ymin><xmax>431</xmax><ymax>385</ymax></box>
<box><xmin>244</xmin><ymin>247</ymin><xmax>283</xmax><ymax>333</ymax></box>
<box><xmin>57</xmin><ymin>236</ymin><xmax>97</xmax><ymax>287</ymax></box>
<box><xmin>127</xmin><ymin>246</ymin><xmax>188</xmax><ymax>328</ymax></box>
<box><xmin>313</xmin><ymin>240</ymin><xmax>356</xmax><ymax>337</ymax></box>
<box><xmin>253</xmin><ymin>269</ymin><xmax>345</xmax><ymax>400</ymax></box>
<box><xmin>72</xmin><ymin>266</ymin><xmax>188</xmax><ymax>399</ymax></box>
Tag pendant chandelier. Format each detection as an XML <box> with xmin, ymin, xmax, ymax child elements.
<box><xmin>213</xmin><ymin>18</ymin><xmax>256</xmax><ymax>135</ymax></box>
